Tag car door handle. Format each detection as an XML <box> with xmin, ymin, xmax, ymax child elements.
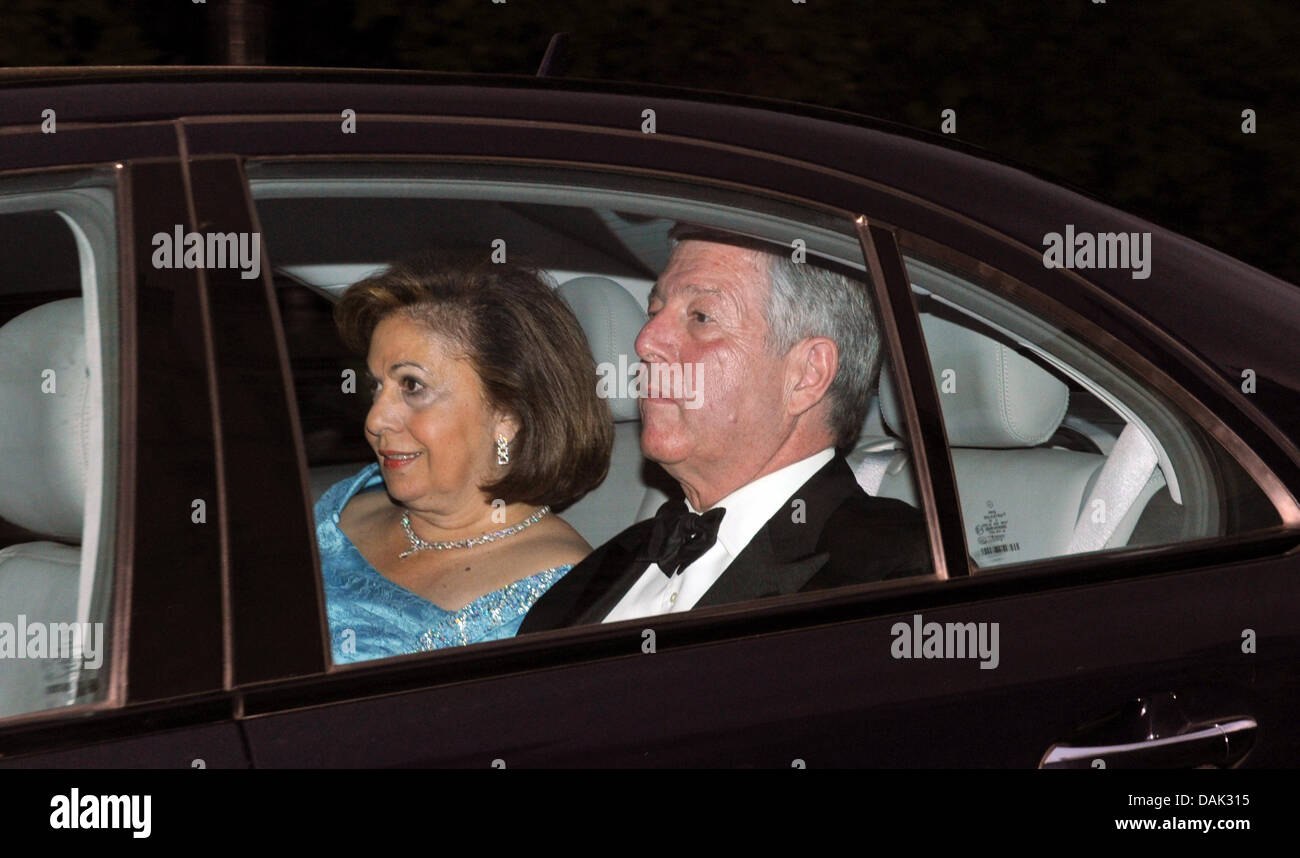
<box><xmin>1038</xmin><ymin>691</ymin><xmax>1256</xmax><ymax>768</ymax></box>
<box><xmin>1040</xmin><ymin>717</ymin><xmax>1257</xmax><ymax>768</ymax></box>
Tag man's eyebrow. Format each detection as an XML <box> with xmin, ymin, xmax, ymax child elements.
<box><xmin>648</xmin><ymin>281</ymin><xmax>722</xmax><ymax>301</ymax></box>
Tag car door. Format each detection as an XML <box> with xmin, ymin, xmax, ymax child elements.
<box><xmin>853</xmin><ymin>223</ymin><xmax>1300</xmax><ymax>767</ymax></box>
<box><xmin>0</xmin><ymin>116</ymin><xmax>249</xmax><ymax>767</ymax></box>
<box><xmin>189</xmin><ymin>86</ymin><xmax>1300</xmax><ymax>767</ymax></box>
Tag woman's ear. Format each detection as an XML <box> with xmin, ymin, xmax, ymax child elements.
<box><xmin>494</xmin><ymin>411</ymin><xmax>522</xmax><ymax>444</ymax></box>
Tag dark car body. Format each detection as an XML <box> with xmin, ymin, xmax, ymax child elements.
<box><xmin>0</xmin><ymin>67</ymin><xmax>1297</xmax><ymax>767</ymax></box>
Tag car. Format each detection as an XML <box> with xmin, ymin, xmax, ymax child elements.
<box><xmin>0</xmin><ymin>66</ymin><xmax>1297</xmax><ymax>768</ymax></box>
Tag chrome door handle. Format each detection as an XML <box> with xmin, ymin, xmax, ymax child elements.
<box><xmin>1040</xmin><ymin>717</ymin><xmax>1256</xmax><ymax>768</ymax></box>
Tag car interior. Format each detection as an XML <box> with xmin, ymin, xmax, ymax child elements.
<box><xmin>255</xmin><ymin>181</ymin><xmax>1260</xmax><ymax>574</ymax></box>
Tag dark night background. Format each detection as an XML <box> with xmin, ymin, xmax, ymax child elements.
<box><xmin>2</xmin><ymin>0</ymin><xmax>1297</xmax><ymax>284</ymax></box>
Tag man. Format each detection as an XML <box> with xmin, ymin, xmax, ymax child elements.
<box><xmin>519</xmin><ymin>226</ymin><xmax>930</xmax><ymax>633</ymax></box>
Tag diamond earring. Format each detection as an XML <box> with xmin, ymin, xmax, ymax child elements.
<box><xmin>496</xmin><ymin>434</ymin><xmax>510</xmax><ymax>466</ymax></box>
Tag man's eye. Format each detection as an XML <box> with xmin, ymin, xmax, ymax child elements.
<box><xmin>692</xmin><ymin>310</ymin><xmax>712</xmax><ymax>323</ymax></box>
<box><xmin>400</xmin><ymin>376</ymin><xmax>425</xmax><ymax>394</ymax></box>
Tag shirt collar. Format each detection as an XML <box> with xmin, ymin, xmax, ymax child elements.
<box><xmin>685</xmin><ymin>447</ymin><xmax>835</xmax><ymax>557</ymax></box>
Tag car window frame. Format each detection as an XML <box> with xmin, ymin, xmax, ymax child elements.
<box><xmin>185</xmin><ymin>110</ymin><xmax>1300</xmax><ymax>718</ymax></box>
<box><xmin>0</xmin><ymin>124</ymin><xmax>246</xmax><ymax>759</ymax></box>
<box><xmin>224</xmin><ymin>152</ymin><xmax>963</xmax><ymax>693</ymax></box>
<box><xmin>0</xmin><ymin>169</ymin><xmax>120</xmax><ymax>723</ymax></box>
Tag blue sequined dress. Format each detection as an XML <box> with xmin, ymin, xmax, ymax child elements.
<box><xmin>315</xmin><ymin>463</ymin><xmax>571</xmax><ymax>664</ymax></box>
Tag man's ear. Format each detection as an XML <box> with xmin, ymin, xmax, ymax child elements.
<box><xmin>785</xmin><ymin>337</ymin><xmax>838</xmax><ymax>417</ymax></box>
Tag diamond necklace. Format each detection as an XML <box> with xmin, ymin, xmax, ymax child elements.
<box><xmin>399</xmin><ymin>505</ymin><xmax>551</xmax><ymax>558</ymax></box>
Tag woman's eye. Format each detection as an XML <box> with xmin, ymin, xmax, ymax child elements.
<box><xmin>367</xmin><ymin>375</ymin><xmax>426</xmax><ymax>399</ymax></box>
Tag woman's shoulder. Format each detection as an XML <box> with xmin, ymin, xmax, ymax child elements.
<box><xmin>500</xmin><ymin>512</ymin><xmax>591</xmax><ymax>574</ymax></box>
<box><xmin>314</xmin><ymin>463</ymin><xmax>385</xmax><ymax>524</ymax></box>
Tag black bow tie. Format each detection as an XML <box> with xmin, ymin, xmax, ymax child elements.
<box><xmin>639</xmin><ymin>500</ymin><xmax>726</xmax><ymax>578</ymax></box>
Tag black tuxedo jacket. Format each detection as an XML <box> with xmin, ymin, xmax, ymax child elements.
<box><xmin>519</xmin><ymin>455</ymin><xmax>931</xmax><ymax>634</ymax></box>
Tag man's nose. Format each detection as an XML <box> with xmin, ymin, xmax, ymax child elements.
<box><xmin>634</xmin><ymin>309</ymin><xmax>675</xmax><ymax>364</ymax></box>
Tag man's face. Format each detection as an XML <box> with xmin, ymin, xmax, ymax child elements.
<box><xmin>634</xmin><ymin>240</ymin><xmax>792</xmax><ymax>494</ymax></box>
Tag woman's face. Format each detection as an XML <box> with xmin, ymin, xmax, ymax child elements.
<box><xmin>363</xmin><ymin>314</ymin><xmax>516</xmax><ymax>514</ymax></box>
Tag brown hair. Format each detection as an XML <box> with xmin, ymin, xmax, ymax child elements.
<box><xmin>334</xmin><ymin>250</ymin><xmax>613</xmax><ymax>507</ymax></box>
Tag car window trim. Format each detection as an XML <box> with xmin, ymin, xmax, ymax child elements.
<box><xmin>186</xmin><ymin>155</ymin><xmax>328</xmax><ymax>686</ymax></box>
<box><xmin>857</xmin><ymin>216</ymin><xmax>970</xmax><ymax>578</ymax></box>
<box><xmin>120</xmin><ymin>158</ymin><xmax>228</xmax><ymax>704</ymax></box>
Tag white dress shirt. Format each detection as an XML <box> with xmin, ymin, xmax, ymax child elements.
<box><xmin>602</xmin><ymin>447</ymin><xmax>835</xmax><ymax>622</ymax></box>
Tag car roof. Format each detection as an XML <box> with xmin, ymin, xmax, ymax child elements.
<box><xmin>0</xmin><ymin>66</ymin><xmax>1055</xmax><ymax>164</ymax></box>
<box><xmin>0</xmin><ymin>64</ymin><xmax>1147</xmax><ymax>205</ymax></box>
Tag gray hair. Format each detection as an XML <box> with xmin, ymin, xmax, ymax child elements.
<box><xmin>764</xmin><ymin>253</ymin><xmax>880</xmax><ymax>449</ymax></box>
<box><xmin>666</xmin><ymin>224</ymin><xmax>881</xmax><ymax>449</ymax></box>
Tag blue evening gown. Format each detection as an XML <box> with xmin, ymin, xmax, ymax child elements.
<box><xmin>315</xmin><ymin>463</ymin><xmax>571</xmax><ymax>664</ymax></box>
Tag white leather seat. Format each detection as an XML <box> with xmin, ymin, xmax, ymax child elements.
<box><xmin>850</xmin><ymin>314</ymin><xmax>1163</xmax><ymax>568</ymax></box>
<box><xmin>556</xmin><ymin>276</ymin><xmax>673</xmax><ymax>547</ymax></box>
<box><xmin>0</xmin><ymin>298</ymin><xmax>93</xmax><ymax>717</ymax></box>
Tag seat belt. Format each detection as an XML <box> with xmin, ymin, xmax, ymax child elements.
<box><xmin>1066</xmin><ymin>423</ymin><xmax>1163</xmax><ymax>554</ymax></box>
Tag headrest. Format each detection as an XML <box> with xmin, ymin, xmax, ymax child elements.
<box><xmin>0</xmin><ymin>298</ymin><xmax>96</xmax><ymax>540</ymax></box>
<box><xmin>879</xmin><ymin>314</ymin><xmax>1069</xmax><ymax>447</ymax></box>
<box><xmin>558</xmin><ymin>276</ymin><xmax>646</xmax><ymax>423</ymax></box>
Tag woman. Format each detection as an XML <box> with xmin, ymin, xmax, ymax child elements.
<box><xmin>315</xmin><ymin>251</ymin><xmax>613</xmax><ymax>663</ymax></box>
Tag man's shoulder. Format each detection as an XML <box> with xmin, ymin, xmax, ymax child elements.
<box><xmin>787</xmin><ymin>454</ymin><xmax>923</xmax><ymax>532</ymax></box>
<box><xmin>808</xmin><ymin>486</ymin><xmax>932</xmax><ymax>587</ymax></box>
<box><xmin>516</xmin><ymin>514</ymin><xmax>657</xmax><ymax>634</ymax></box>
<box><xmin>589</xmin><ymin>513</ymin><xmax>659</xmax><ymax>557</ymax></box>
<box><xmin>829</xmin><ymin>486</ymin><xmax>926</xmax><ymax>526</ymax></box>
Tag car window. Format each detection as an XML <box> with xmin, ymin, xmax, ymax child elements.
<box><xmin>885</xmin><ymin>237</ymin><xmax>1284</xmax><ymax>571</ymax></box>
<box><xmin>247</xmin><ymin>161</ymin><xmax>936</xmax><ymax>666</ymax></box>
<box><xmin>0</xmin><ymin>169</ymin><xmax>119</xmax><ymax>719</ymax></box>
